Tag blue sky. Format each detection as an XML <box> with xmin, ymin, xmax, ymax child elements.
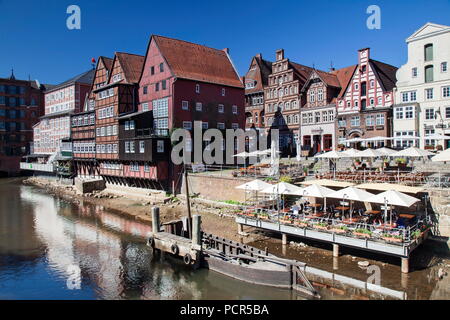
<box><xmin>0</xmin><ymin>0</ymin><xmax>449</xmax><ymax>85</ymax></box>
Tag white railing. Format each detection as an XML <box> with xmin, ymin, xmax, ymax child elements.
<box><xmin>20</xmin><ymin>162</ymin><xmax>54</xmax><ymax>172</ymax></box>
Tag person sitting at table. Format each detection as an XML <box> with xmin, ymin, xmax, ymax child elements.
<box><xmin>292</xmin><ymin>204</ymin><xmax>300</xmax><ymax>215</ymax></box>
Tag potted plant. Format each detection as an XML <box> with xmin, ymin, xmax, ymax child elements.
<box><xmin>313</xmin><ymin>222</ymin><xmax>329</xmax><ymax>231</ymax></box>
<box><xmin>294</xmin><ymin>219</ymin><xmax>309</xmax><ymax>228</ymax></box>
<box><xmin>383</xmin><ymin>158</ymin><xmax>390</xmax><ymax>168</ymax></box>
<box><xmin>354</xmin><ymin>159</ymin><xmax>361</xmax><ymax>166</ymax></box>
<box><xmin>353</xmin><ymin>228</ymin><xmax>372</xmax><ymax>238</ymax></box>
<box><xmin>381</xmin><ymin>233</ymin><xmax>403</xmax><ymax>243</ymax></box>
<box><xmin>331</xmin><ymin>225</ymin><xmax>348</xmax><ymax>234</ymax></box>
<box><xmin>436</xmin><ymin>145</ymin><xmax>443</xmax><ymax>151</ymax></box>
<box><xmin>424</xmin><ymin>144</ymin><xmax>435</xmax><ymax>150</ymax></box>
<box><xmin>337</xmin><ymin>144</ymin><xmax>345</xmax><ymax>151</ymax></box>
<box><xmin>396</xmin><ymin>157</ymin><xmax>407</xmax><ymax>169</ymax></box>
<box><xmin>303</xmin><ymin>167</ymin><xmax>308</xmax><ymax>177</ymax></box>
<box><xmin>258</xmin><ymin>212</ymin><xmax>270</xmax><ymax>220</ymax></box>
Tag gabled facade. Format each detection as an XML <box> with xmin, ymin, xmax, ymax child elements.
<box><xmin>244</xmin><ymin>54</ymin><xmax>272</xmax><ymax>130</ymax></box>
<box><xmin>264</xmin><ymin>49</ymin><xmax>314</xmax><ymax>155</ymax></box>
<box><xmin>92</xmin><ymin>52</ymin><xmax>145</xmax><ymax>181</ymax></box>
<box><xmin>71</xmin><ymin>56</ymin><xmax>113</xmax><ymax>178</ymax></box>
<box><xmin>394</xmin><ymin>22</ymin><xmax>450</xmax><ymax>149</ymax></box>
<box><xmin>336</xmin><ymin>48</ymin><xmax>397</xmax><ymax>148</ymax></box>
<box><xmin>299</xmin><ymin>69</ymin><xmax>343</xmax><ymax>155</ymax></box>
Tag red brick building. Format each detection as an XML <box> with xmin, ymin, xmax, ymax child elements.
<box><xmin>336</xmin><ymin>48</ymin><xmax>397</xmax><ymax>148</ymax></box>
<box><xmin>0</xmin><ymin>71</ymin><xmax>48</xmax><ymax>176</ymax></box>
<box><xmin>138</xmin><ymin>35</ymin><xmax>245</xmax><ymax>191</ymax></box>
<box><xmin>264</xmin><ymin>49</ymin><xmax>315</xmax><ymax>156</ymax></box>
<box><xmin>244</xmin><ymin>53</ymin><xmax>272</xmax><ymax>131</ymax></box>
<box><xmin>72</xmin><ymin>56</ymin><xmax>113</xmax><ymax>178</ymax></box>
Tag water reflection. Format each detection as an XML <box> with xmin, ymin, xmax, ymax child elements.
<box><xmin>0</xmin><ymin>180</ymin><xmax>298</xmax><ymax>300</ymax></box>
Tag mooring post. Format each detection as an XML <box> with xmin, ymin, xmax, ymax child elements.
<box><xmin>282</xmin><ymin>233</ymin><xmax>288</xmax><ymax>245</ymax></box>
<box><xmin>332</xmin><ymin>243</ymin><xmax>339</xmax><ymax>257</ymax></box>
<box><xmin>152</xmin><ymin>207</ymin><xmax>160</xmax><ymax>233</ymax></box>
<box><xmin>192</xmin><ymin>215</ymin><xmax>201</xmax><ymax>246</ymax></box>
<box><xmin>401</xmin><ymin>257</ymin><xmax>409</xmax><ymax>274</ymax></box>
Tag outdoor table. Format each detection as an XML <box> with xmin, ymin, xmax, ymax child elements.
<box><xmin>366</xmin><ymin>210</ymin><xmax>381</xmax><ymax>215</ymax></box>
<box><xmin>335</xmin><ymin>206</ymin><xmax>349</xmax><ymax>211</ymax></box>
<box><xmin>399</xmin><ymin>214</ymin><xmax>415</xmax><ymax>219</ymax></box>
<box><xmin>309</xmin><ymin>204</ymin><xmax>322</xmax><ymax>208</ymax></box>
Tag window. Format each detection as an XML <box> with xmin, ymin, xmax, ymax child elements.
<box><xmin>425</xmin><ymin>108</ymin><xmax>435</xmax><ymax>120</ymax></box>
<box><xmin>196</xmin><ymin>102</ymin><xmax>202</xmax><ymax>111</ymax></box>
<box><xmin>202</xmin><ymin>122</ymin><xmax>208</xmax><ymax>129</ymax></box>
<box><xmin>232</xmin><ymin>105</ymin><xmax>238</xmax><ymax>114</ymax></box>
<box><xmin>354</xmin><ymin>83</ymin><xmax>359</xmax><ymax>90</ymax></box>
<box><xmin>446</xmin><ymin>107</ymin><xmax>450</xmax><ymax>119</ymax></box>
<box><xmin>405</xmin><ymin>106</ymin><xmax>414</xmax><ymax>119</ymax></box>
<box><xmin>159</xmin><ymin>63</ymin><xmax>164</xmax><ymax>72</ymax></box>
<box><xmin>412</xmin><ymin>67</ymin><xmax>418</xmax><ymax>78</ymax></box>
<box><xmin>361</xmin><ymin>82</ymin><xmax>367</xmax><ymax>96</ymax></box>
<box><xmin>183</xmin><ymin>121</ymin><xmax>192</xmax><ymax>130</ymax></box>
<box><xmin>315</xmin><ymin>112</ymin><xmax>321</xmax><ymax>123</ymax></box>
<box><xmin>222</xmin><ymin>88</ymin><xmax>226</xmax><ymax>96</ymax></box>
<box><xmin>443</xmin><ymin>86</ymin><xmax>450</xmax><ymax>98</ymax></box>
<box><xmin>442</xmin><ymin>62</ymin><xmax>448</xmax><ymax>73</ymax></box>
<box><xmin>155</xmin><ymin>82</ymin><xmax>159</xmax><ymax>91</ymax></box>
<box><xmin>232</xmin><ymin>123</ymin><xmax>238</xmax><ymax>129</ymax></box>
<box><xmin>402</xmin><ymin>92</ymin><xmax>409</xmax><ymax>102</ymax></box>
<box><xmin>218</xmin><ymin>104</ymin><xmax>224</xmax><ymax>113</ymax></box>
<box><xmin>366</xmin><ymin>115</ymin><xmax>374</xmax><ymax>126</ymax></box>
<box><xmin>424</xmin><ymin>44</ymin><xmax>433</xmax><ymax>61</ymax></box>
<box><xmin>130</xmin><ymin>120</ymin><xmax>135</xmax><ymax>130</ymax></box>
<box><xmin>426</xmin><ymin>88</ymin><xmax>433</xmax><ymax>100</ymax></box>
<box><xmin>139</xmin><ymin>141</ymin><xmax>145</xmax><ymax>153</ymax></box>
<box><xmin>425</xmin><ymin>129</ymin><xmax>436</xmax><ymax>146</ymax></box>
<box><xmin>142</xmin><ymin>102</ymin><xmax>149</xmax><ymax>111</ymax></box>
<box><xmin>143</xmin><ymin>86</ymin><xmax>148</xmax><ymax>94</ymax></box>
<box><xmin>309</xmin><ymin>91</ymin><xmax>315</xmax><ymax>103</ymax></box>
<box><xmin>195</xmin><ymin>84</ymin><xmax>200</xmax><ymax>93</ymax></box>
<box><xmin>162</xmin><ymin>80</ymin><xmax>166</xmax><ymax>90</ymax></box>
<box><xmin>217</xmin><ymin>122</ymin><xmax>225</xmax><ymax>130</ymax></box>
<box><xmin>425</xmin><ymin>65</ymin><xmax>434</xmax><ymax>83</ymax></box>
<box><xmin>113</xmin><ymin>125</ymin><xmax>118</xmax><ymax>135</ymax></box>
<box><xmin>157</xmin><ymin>140</ymin><xmax>164</xmax><ymax>153</ymax></box>
<box><xmin>130</xmin><ymin>141</ymin><xmax>135</xmax><ymax>153</ymax></box>
<box><xmin>125</xmin><ymin>141</ymin><xmax>130</xmax><ymax>153</ymax></box>
<box><xmin>182</xmin><ymin>101</ymin><xmax>189</xmax><ymax>110</ymax></box>
<box><xmin>317</xmin><ymin>89</ymin><xmax>323</xmax><ymax>101</ymax></box>
<box><xmin>350</xmin><ymin>116</ymin><xmax>360</xmax><ymax>127</ymax></box>
<box><xmin>410</xmin><ymin>91</ymin><xmax>417</xmax><ymax>101</ymax></box>
<box><xmin>151</xmin><ymin>66</ymin><xmax>155</xmax><ymax>75</ymax></box>
<box><xmin>376</xmin><ymin>114</ymin><xmax>385</xmax><ymax>125</ymax></box>
<box><xmin>144</xmin><ymin>163</ymin><xmax>150</xmax><ymax>172</ymax></box>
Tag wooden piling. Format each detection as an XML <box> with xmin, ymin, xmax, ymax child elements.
<box><xmin>152</xmin><ymin>207</ymin><xmax>160</xmax><ymax>233</ymax></box>
<box><xmin>401</xmin><ymin>257</ymin><xmax>409</xmax><ymax>274</ymax></box>
<box><xmin>282</xmin><ymin>233</ymin><xmax>288</xmax><ymax>245</ymax></box>
<box><xmin>192</xmin><ymin>215</ymin><xmax>201</xmax><ymax>246</ymax></box>
<box><xmin>333</xmin><ymin>244</ymin><xmax>340</xmax><ymax>257</ymax></box>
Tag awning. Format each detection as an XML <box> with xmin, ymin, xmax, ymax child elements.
<box><xmin>432</xmin><ymin>148</ymin><xmax>450</xmax><ymax>162</ymax></box>
<box><xmin>367</xmin><ymin>190</ymin><xmax>421</xmax><ymax>207</ymax></box>
<box><xmin>392</xmin><ymin>146</ymin><xmax>434</xmax><ymax>158</ymax></box>
<box><xmin>301</xmin><ymin>179</ymin><xmax>355</xmax><ymax>188</ymax></box>
<box><xmin>260</xmin><ymin>182</ymin><xmax>305</xmax><ymax>196</ymax></box>
<box><xmin>235</xmin><ymin>179</ymin><xmax>272</xmax><ymax>191</ymax></box>
<box><xmin>356</xmin><ymin>183</ymin><xmax>424</xmax><ymax>194</ymax></box>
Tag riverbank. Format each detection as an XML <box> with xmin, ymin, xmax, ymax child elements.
<box><xmin>21</xmin><ymin>176</ymin><xmax>450</xmax><ymax>299</ymax></box>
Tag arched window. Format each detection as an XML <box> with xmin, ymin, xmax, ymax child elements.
<box><xmin>425</xmin><ymin>65</ymin><xmax>434</xmax><ymax>83</ymax></box>
<box><xmin>424</xmin><ymin>44</ymin><xmax>433</xmax><ymax>61</ymax></box>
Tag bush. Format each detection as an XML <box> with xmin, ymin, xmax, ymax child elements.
<box><xmin>280</xmin><ymin>175</ymin><xmax>293</xmax><ymax>183</ymax></box>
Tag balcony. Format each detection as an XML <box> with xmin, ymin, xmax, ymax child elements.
<box><xmin>20</xmin><ymin>162</ymin><xmax>54</xmax><ymax>172</ymax></box>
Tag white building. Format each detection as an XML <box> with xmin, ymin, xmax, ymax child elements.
<box><xmin>394</xmin><ymin>22</ymin><xmax>450</xmax><ymax>149</ymax></box>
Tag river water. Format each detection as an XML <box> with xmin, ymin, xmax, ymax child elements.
<box><xmin>0</xmin><ymin>178</ymin><xmax>448</xmax><ymax>300</ymax></box>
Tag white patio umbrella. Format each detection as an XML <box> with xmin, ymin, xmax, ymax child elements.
<box><xmin>367</xmin><ymin>190</ymin><xmax>420</xmax><ymax>224</ymax></box>
<box><xmin>260</xmin><ymin>182</ymin><xmax>304</xmax><ymax>196</ymax></box>
<box><xmin>392</xmin><ymin>147</ymin><xmax>434</xmax><ymax>158</ymax></box>
<box><xmin>376</xmin><ymin>147</ymin><xmax>397</xmax><ymax>156</ymax></box>
<box><xmin>300</xmin><ymin>184</ymin><xmax>334</xmax><ymax>214</ymax></box>
<box><xmin>340</xmin><ymin>148</ymin><xmax>361</xmax><ymax>157</ymax></box>
<box><xmin>328</xmin><ymin>187</ymin><xmax>374</xmax><ymax>219</ymax></box>
<box><xmin>236</xmin><ymin>179</ymin><xmax>272</xmax><ymax>204</ymax></box>
<box><xmin>432</xmin><ymin>148</ymin><xmax>450</xmax><ymax>162</ymax></box>
<box><xmin>315</xmin><ymin>150</ymin><xmax>342</xmax><ymax>159</ymax></box>
<box><xmin>358</xmin><ymin>148</ymin><xmax>384</xmax><ymax>158</ymax></box>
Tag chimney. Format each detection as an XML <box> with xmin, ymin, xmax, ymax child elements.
<box><xmin>276</xmin><ymin>49</ymin><xmax>284</xmax><ymax>61</ymax></box>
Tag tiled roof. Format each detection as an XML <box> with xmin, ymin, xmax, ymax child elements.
<box><xmin>100</xmin><ymin>56</ymin><xmax>113</xmax><ymax>72</ymax></box>
<box><xmin>332</xmin><ymin>65</ymin><xmax>358</xmax><ymax>98</ymax></box>
<box><xmin>153</xmin><ymin>35</ymin><xmax>243</xmax><ymax>88</ymax></box>
<box><xmin>244</xmin><ymin>54</ymin><xmax>273</xmax><ymax>94</ymax></box>
<box><xmin>115</xmin><ymin>52</ymin><xmax>145</xmax><ymax>83</ymax></box>
<box><xmin>46</xmin><ymin>69</ymin><xmax>95</xmax><ymax>93</ymax></box>
<box><xmin>370</xmin><ymin>60</ymin><xmax>398</xmax><ymax>92</ymax></box>
<box><xmin>289</xmin><ymin>62</ymin><xmax>316</xmax><ymax>84</ymax></box>
<box><xmin>315</xmin><ymin>69</ymin><xmax>341</xmax><ymax>88</ymax></box>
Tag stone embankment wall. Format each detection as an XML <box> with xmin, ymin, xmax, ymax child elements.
<box><xmin>429</xmin><ymin>189</ymin><xmax>450</xmax><ymax>238</ymax></box>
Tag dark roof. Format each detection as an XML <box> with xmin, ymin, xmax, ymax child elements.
<box><xmin>118</xmin><ymin>110</ymin><xmax>152</xmax><ymax>119</ymax></box>
<box><xmin>244</xmin><ymin>54</ymin><xmax>273</xmax><ymax>94</ymax></box>
<box><xmin>153</xmin><ymin>35</ymin><xmax>243</xmax><ymax>88</ymax></box>
<box><xmin>332</xmin><ymin>65</ymin><xmax>358</xmax><ymax>98</ymax></box>
<box><xmin>370</xmin><ymin>59</ymin><xmax>398</xmax><ymax>92</ymax></box>
<box><xmin>114</xmin><ymin>52</ymin><xmax>145</xmax><ymax>83</ymax></box>
<box><xmin>46</xmin><ymin>69</ymin><xmax>95</xmax><ymax>93</ymax></box>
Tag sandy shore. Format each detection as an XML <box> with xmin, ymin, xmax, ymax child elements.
<box><xmin>23</xmin><ymin>176</ymin><xmax>256</xmax><ymax>243</ymax></box>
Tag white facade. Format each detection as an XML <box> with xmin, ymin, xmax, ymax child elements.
<box><xmin>394</xmin><ymin>23</ymin><xmax>450</xmax><ymax>149</ymax></box>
